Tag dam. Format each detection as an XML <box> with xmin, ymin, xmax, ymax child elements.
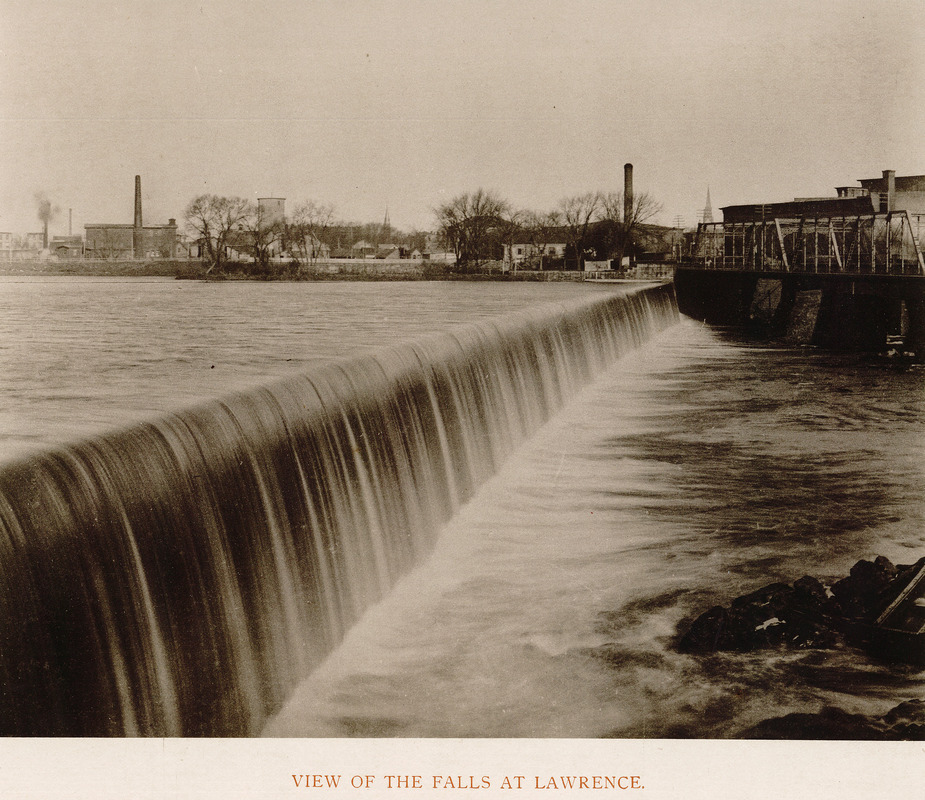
<box><xmin>0</xmin><ymin>281</ymin><xmax>678</xmax><ymax>736</ymax></box>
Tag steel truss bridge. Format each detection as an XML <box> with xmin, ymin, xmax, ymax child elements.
<box><xmin>689</xmin><ymin>211</ymin><xmax>925</xmax><ymax>277</ymax></box>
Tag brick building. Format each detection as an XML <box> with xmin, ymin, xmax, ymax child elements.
<box><xmin>84</xmin><ymin>175</ymin><xmax>178</xmax><ymax>259</ymax></box>
<box><xmin>84</xmin><ymin>221</ymin><xmax>178</xmax><ymax>259</ymax></box>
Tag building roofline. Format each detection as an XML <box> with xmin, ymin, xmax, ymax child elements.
<box><xmin>84</xmin><ymin>223</ymin><xmax>177</xmax><ymax>229</ymax></box>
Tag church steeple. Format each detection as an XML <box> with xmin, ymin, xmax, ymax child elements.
<box><xmin>382</xmin><ymin>207</ymin><xmax>391</xmax><ymax>232</ymax></box>
<box><xmin>702</xmin><ymin>188</ymin><xmax>714</xmax><ymax>224</ymax></box>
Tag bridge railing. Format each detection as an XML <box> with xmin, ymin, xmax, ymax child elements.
<box><xmin>688</xmin><ymin>212</ymin><xmax>925</xmax><ymax>276</ymax></box>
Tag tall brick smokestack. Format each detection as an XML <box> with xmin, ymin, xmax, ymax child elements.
<box><xmin>623</xmin><ymin>163</ymin><xmax>634</xmax><ymax>223</ymax></box>
<box><xmin>133</xmin><ymin>175</ymin><xmax>143</xmax><ymax>258</ymax></box>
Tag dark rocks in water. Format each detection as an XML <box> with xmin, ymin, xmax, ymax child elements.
<box><xmin>677</xmin><ymin>576</ymin><xmax>840</xmax><ymax>654</ymax></box>
<box><xmin>829</xmin><ymin>555</ymin><xmax>899</xmax><ymax>618</ymax></box>
<box><xmin>742</xmin><ymin>699</ymin><xmax>924</xmax><ymax>741</ymax></box>
<box><xmin>676</xmin><ymin>555</ymin><xmax>923</xmax><ymax>663</ymax></box>
<box><xmin>880</xmin><ymin>698</ymin><xmax>925</xmax><ymax>739</ymax></box>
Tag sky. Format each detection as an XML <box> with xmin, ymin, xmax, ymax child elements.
<box><xmin>1</xmin><ymin>0</ymin><xmax>923</xmax><ymax>237</ymax></box>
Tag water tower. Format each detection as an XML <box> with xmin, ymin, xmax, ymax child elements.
<box><xmin>257</xmin><ymin>197</ymin><xmax>285</xmax><ymax>228</ymax></box>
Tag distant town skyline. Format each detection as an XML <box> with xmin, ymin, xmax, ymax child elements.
<box><xmin>1</xmin><ymin>0</ymin><xmax>922</xmax><ymax>237</ymax></box>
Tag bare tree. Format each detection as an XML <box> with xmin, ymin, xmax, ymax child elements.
<box><xmin>559</xmin><ymin>192</ymin><xmax>602</xmax><ymax>269</ymax></box>
<box><xmin>288</xmin><ymin>200</ymin><xmax>336</xmax><ymax>270</ymax></box>
<box><xmin>494</xmin><ymin>207</ymin><xmax>528</xmax><ymax>271</ymax></box>
<box><xmin>184</xmin><ymin>194</ymin><xmax>251</xmax><ymax>274</ymax></box>
<box><xmin>600</xmin><ymin>190</ymin><xmax>663</xmax><ymax>267</ymax></box>
<box><xmin>242</xmin><ymin>202</ymin><xmax>286</xmax><ymax>272</ymax></box>
<box><xmin>435</xmin><ymin>188</ymin><xmax>510</xmax><ymax>270</ymax></box>
<box><xmin>522</xmin><ymin>209</ymin><xmax>564</xmax><ymax>269</ymax></box>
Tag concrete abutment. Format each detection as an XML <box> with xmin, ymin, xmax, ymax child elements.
<box><xmin>675</xmin><ymin>268</ymin><xmax>925</xmax><ymax>359</ymax></box>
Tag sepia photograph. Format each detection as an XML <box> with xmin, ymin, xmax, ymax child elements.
<box><xmin>0</xmin><ymin>1</ymin><xmax>922</xmax><ymax>796</ymax></box>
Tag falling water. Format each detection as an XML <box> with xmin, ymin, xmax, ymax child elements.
<box><xmin>0</xmin><ymin>284</ymin><xmax>678</xmax><ymax>736</ymax></box>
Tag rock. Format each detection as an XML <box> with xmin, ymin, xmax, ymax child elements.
<box><xmin>742</xmin><ymin>699</ymin><xmax>924</xmax><ymax>741</ymax></box>
<box><xmin>881</xmin><ymin>698</ymin><xmax>924</xmax><ymax>726</ymax></box>
<box><xmin>677</xmin><ymin>579</ymin><xmax>841</xmax><ymax>654</ymax></box>
<box><xmin>676</xmin><ymin>556</ymin><xmax>921</xmax><ymax>659</ymax></box>
<box><xmin>792</xmin><ymin>575</ymin><xmax>827</xmax><ymax>607</ymax></box>
<box><xmin>874</xmin><ymin>555</ymin><xmax>899</xmax><ymax>581</ymax></box>
<box><xmin>730</xmin><ymin>582</ymin><xmax>793</xmax><ymax>611</ymax></box>
<box><xmin>676</xmin><ymin>606</ymin><xmax>730</xmax><ymax>653</ymax></box>
<box><xmin>742</xmin><ymin>706</ymin><xmax>889</xmax><ymax>740</ymax></box>
<box><xmin>879</xmin><ymin>699</ymin><xmax>925</xmax><ymax>740</ymax></box>
<box><xmin>830</xmin><ymin>556</ymin><xmax>898</xmax><ymax>619</ymax></box>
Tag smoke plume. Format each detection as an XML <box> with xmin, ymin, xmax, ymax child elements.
<box><xmin>35</xmin><ymin>192</ymin><xmax>58</xmax><ymax>224</ymax></box>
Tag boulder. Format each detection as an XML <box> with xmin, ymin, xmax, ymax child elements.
<box><xmin>830</xmin><ymin>556</ymin><xmax>899</xmax><ymax>619</ymax></box>
<box><xmin>676</xmin><ymin>556</ymin><xmax>921</xmax><ymax>661</ymax></box>
<box><xmin>742</xmin><ymin>699</ymin><xmax>924</xmax><ymax>741</ymax></box>
<box><xmin>677</xmin><ymin>576</ymin><xmax>840</xmax><ymax>653</ymax></box>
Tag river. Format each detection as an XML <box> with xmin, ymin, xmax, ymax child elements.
<box><xmin>265</xmin><ymin>315</ymin><xmax>925</xmax><ymax>737</ymax></box>
<box><xmin>0</xmin><ymin>277</ymin><xmax>607</xmax><ymax>461</ymax></box>
<box><xmin>0</xmin><ymin>276</ymin><xmax>921</xmax><ymax>739</ymax></box>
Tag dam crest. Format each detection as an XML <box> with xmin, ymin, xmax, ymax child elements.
<box><xmin>0</xmin><ymin>284</ymin><xmax>678</xmax><ymax>736</ymax></box>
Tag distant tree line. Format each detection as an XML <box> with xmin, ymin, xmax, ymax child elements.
<box><xmin>183</xmin><ymin>194</ymin><xmax>431</xmax><ymax>275</ymax></box>
<box><xmin>434</xmin><ymin>187</ymin><xmax>664</xmax><ymax>271</ymax></box>
<box><xmin>183</xmin><ymin>183</ymin><xmax>665</xmax><ymax>275</ymax></box>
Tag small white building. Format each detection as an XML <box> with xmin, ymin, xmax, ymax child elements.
<box><xmin>503</xmin><ymin>239</ymin><xmax>567</xmax><ymax>268</ymax></box>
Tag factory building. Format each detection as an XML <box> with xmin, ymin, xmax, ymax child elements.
<box><xmin>722</xmin><ymin>170</ymin><xmax>925</xmax><ymax>224</ymax></box>
<box><xmin>84</xmin><ymin>175</ymin><xmax>178</xmax><ymax>259</ymax></box>
<box><xmin>854</xmin><ymin>172</ymin><xmax>925</xmax><ymax>214</ymax></box>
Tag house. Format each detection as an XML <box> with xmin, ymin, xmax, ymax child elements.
<box><xmin>351</xmin><ymin>240</ymin><xmax>377</xmax><ymax>258</ymax></box>
<box><xmin>377</xmin><ymin>244</ymin><xmax>408</xmax><ymax>259</ymax></box>
<box><xmin>24</xmin><ymin>232</ymin><xmax>44</xmax><ymax>250</ymax></box>
<box><xmin>855</xmin><ymin>171</ymin><xmax>925</xmax><ymax>214</ymax></box>
<box><xmin>503</xmin><ymin>232</ymin><xmax>568</xmax><ymax>268</ymax></box>
<box><xmin>49</xmin><ymin>235</ymin><xmax>84</xmax><ymax>259</ymax></box>
<box><xmin>422</xmin><ymin>234</ymin><xmax>457</xmax><ymax>263</ymax></box>
<box><xmin>295</xmin><ymin>232</ymin><xmax>331</xmax><ymax>261</ymax></box>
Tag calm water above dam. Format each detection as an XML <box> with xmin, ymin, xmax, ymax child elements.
<box><xmin>0</xmin><ymin>277</ymin><xmax>609</xmax><ymax>461</ymax></box>
<box><xmin>0</xmin><ymin>276</ymin><xmax>922</xmax><ymax>737</ymax></box>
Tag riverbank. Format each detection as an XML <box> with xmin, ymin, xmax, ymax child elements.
<box><xmin>0</xmin><ymin>259</ymin><xmax>181</xmax><ymax>277</ymax></box>
<box><xmin>0</xmin><ymin>259</ymin><xmax>672</xmax><ymax>282</ymax></box>
<box><xmin>0</xmin><ymin>259</ymin><xmax>565</xmax><ymax>281</ymax></box>
<box><xmin>177</xmin><ymin>260</ymin><xmax>591</xmax><ymax>281</ymax></box>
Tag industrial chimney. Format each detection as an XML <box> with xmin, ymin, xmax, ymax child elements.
<box><xmin>623</xmin><ymin>163</ymin><xmax>634</xmax><ymax>223</ymax></box>
<box><xmin>133</xmin><ymin>175</ymin><xmax>143</xmax><ymax>258</ymax></box>
<box><xmin>883</xmin><ymin>169</ymin><xmax>896</xmax><ymax>212</ymax></box>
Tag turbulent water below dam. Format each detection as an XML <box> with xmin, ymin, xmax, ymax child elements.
<box><xmin>266</xmin><ymin>317</ymin><xmax>925</xmax><ymax>738</ymax></box>
<box><xmin>0</xmin><ymin>276</ymin><xmax>922</xmax><ymax>738</ymax></box>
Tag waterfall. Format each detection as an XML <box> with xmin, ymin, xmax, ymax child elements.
<box><xmin>0</xmin><ymin>284</ymin><xmax>678</xmax><ymax>736</ymax></box>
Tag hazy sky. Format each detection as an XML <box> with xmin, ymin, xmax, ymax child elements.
<box><xmin>1</xmin><ymin>0</ymin><xmax>923</xmax><ymax>236</ymax></box>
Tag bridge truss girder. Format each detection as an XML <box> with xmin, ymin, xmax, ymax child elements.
<box><xmin>692</xmin><ymin>212</ymin><xmax>925</xmax><ymax>276</ymax></box>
